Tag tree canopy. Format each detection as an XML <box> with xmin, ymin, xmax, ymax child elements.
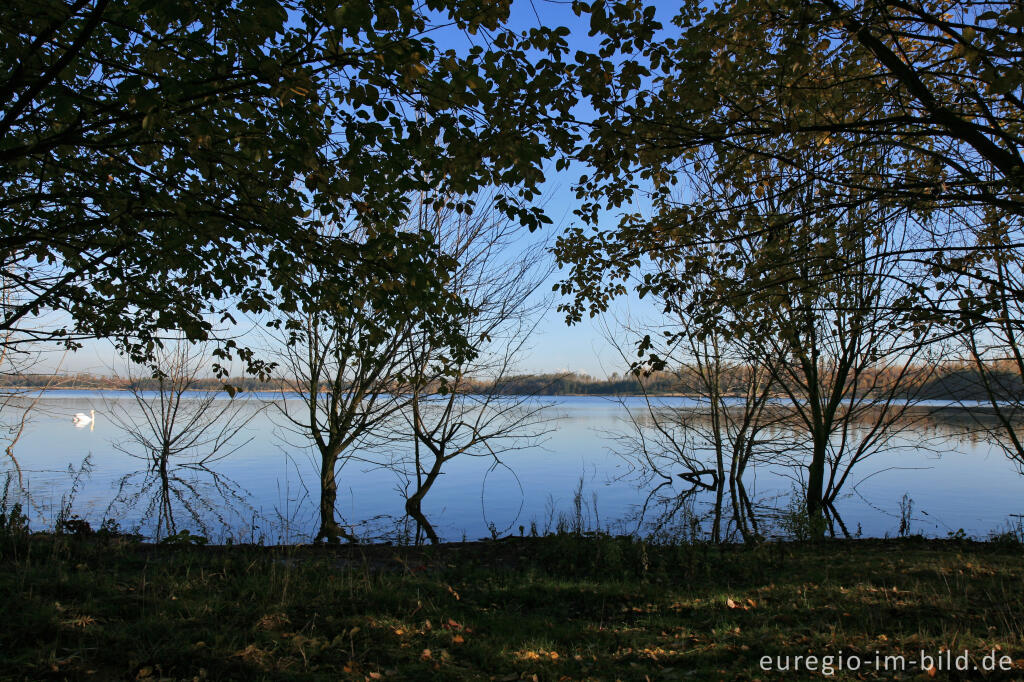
<box><xmin>1</xmin><ymin>0</ymin><xmax>574</xmax><ymax>372</ymax></box>
<box><xmin>557</xmin><ymin>0</ymin><xmax>1024</xmax><ymax>335</ymax></box>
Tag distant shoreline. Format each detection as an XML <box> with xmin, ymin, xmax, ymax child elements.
<box><xmin>0</xmin><ymin>381</ymin><xmax>695</xmax><ymax>398</ymax></box>
<box><xmin>3</xmin><ymin>387</ymin><xmax>1018</xmax><ymax>408</ymax></box>
<box><xmin>2</xmin><ymin>366</ymin><xmax>1023</xmax><ymax>402</ymax></box>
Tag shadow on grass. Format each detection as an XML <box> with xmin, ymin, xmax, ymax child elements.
<box><xmin>2</xmin><ymin>534</ymin><xmax>1024</xmax><ymax>680</ymax></box>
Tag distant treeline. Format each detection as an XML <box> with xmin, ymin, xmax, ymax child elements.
<box><xmin>484</xmin><ymin>366</ymin><xmax>1024</xmax><ymax>400</ymax></box>
<box><xmin>0</xmin><ymin>373</ymin><xmax>285</xmax><ymax>393</ymax></box>
<box><xmin>482</xmin><ymin>372</ymin><xmax>692</xmax><ymax>396</ymax></box>
<box><xmin>915</xmin><ymin>367</ymin><xmax>1024</xmax><ymax>402</ymax></box>
<box><xmin>0</xmin><ymin>366</ymin><xmax>1022</xmax><ymax>401</ymax></box>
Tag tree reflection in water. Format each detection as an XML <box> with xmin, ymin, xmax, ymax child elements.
<box><xmin>105</xmin><ymin>462</ymin><xmax>258</xmax><ymax>542</ymax></box>
<box><xmin>620</xmin><ymin>405</ymin><xmax>1013</xmax><ymax>542</ymax></box>
<box><xmin>102</xmin><ymin>342</ymin><xmax>262</xmax><ymax>541</ymax></box>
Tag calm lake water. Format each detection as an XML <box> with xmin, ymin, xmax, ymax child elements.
<box><xmin>4</xmin><ymin>391</ymin><xmax>1023</xmax><ymax>543</ymax></box>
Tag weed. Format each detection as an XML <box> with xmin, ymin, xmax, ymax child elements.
<box><xmin>159</xmin><ymin>529</ymin><xmax>208</xmax><ymax>546</ymax></box>
<box><xmin>97</xmin><ymin>517</ymin><xmax>122</xmax><ymax>537</ymax></box>
<box><xmin>898</xmin><ymin>493</ymin><xmax>914</xmax><ymax>538</ymax></box>
<box><xmin>0</xmin><ymin>474</ymin><xmax>28</xmax><ymax>538</ymax></box>
<box><xmin>57</xmin><ymin>516</ymin><xmax>94</xmax><ymax>536</ymax></box>
<box><xmin>54</xmin><ymin>455</ymin><xmax>93</xmax><ymax>535</ymax></box>
<box><xmin>778</xmin><ymin>491</ymin><xmax>826</xmax><ymax>541</ymax></box>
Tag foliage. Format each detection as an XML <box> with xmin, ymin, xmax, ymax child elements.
<box><xmin>1</xmin><ymin>0</ymin><xmax>573</xmax><ymax>371</ymax></box>
<box><xmin>555</xmin><ymin>0</ymin><xmax>1024</xmax><ymax>377</ymax></box>
<box><xmin>553</xmin><ymin>0</ymin><xmax>991</xmax><ymax>532</ymax></box>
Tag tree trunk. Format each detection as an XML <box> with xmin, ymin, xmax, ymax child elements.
<box><xmin>806</xmin><ymin>430</ymin><xmax>827</xmax><ymax>538</ymax></box>
<box><xmin>404</xmin><ymin>450</ymin><xmax>445</xmax><ymax>545</ymax></box>
<box><xmin>405</xmin><ymin>495</ymin><xmax>439</xmax><ymax>545</ymax></box>
<box><xmin>317</xmin><ymin>450</ymin><xmax>354</xmax><ymax>543</ymax></box>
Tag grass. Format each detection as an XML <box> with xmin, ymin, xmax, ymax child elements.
<box><xmin>2</xmin><ymin>531</ymin><xmax>1024</xmax><ymax>680</ymax></box>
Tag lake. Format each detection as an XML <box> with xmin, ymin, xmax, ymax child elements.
<box><xmin>3</xmin><ymin>391</ymin><xmax>1023</xmax><ymax>543</ymax></box>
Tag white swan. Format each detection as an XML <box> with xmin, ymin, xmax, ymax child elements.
<box><xmin>72</xmin><ymin>410</ymin><xmax>95</xmax><ymax>430</ymax></box>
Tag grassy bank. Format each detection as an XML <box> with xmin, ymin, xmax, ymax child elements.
<box><xmin>3</xmin><ymin>533</ymin><xmax>1024</xmax><ymax>680</ymax></box>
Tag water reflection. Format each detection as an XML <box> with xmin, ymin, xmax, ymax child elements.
<box><xmin>104</xmin><ymin>462</ymin><xmax>258</xmax><ymax>542</ymax></box>
<box><xmin>614</xmin><ymin>401</ymin><xmax>1024</xmax><ymax>542</ymax></box>
<box><xmin>4</xmin><ymin>393</ymin><xmax>1024</xmax><ymax>542</ymax></box>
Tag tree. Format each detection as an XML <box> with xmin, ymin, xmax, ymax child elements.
<box><xmin>396</xmin><ymin>197</ymin><xmax>554</xmax><ymax>544</ymax></box>
<box><xmin>1</xmin><ymin>0</ymin><xmax>574</xmax><ymax>370</ymax></box>
<box><xmin>563</xmin><ymin>82</ymin><xmax>942</xmax><ymax>532</ymax></box>
<box><xmin>0</xmin><ymin>266</ymin><xmax>68</xmax><ymax>489</ymax></box>
<box><xmin>105</xmin><ymin>340</ymin><xmax>259</xmax><ymax>539</ymax></box>
<box><xmin>754</xmin><ymin>217</ymin><xmax>937</xmax><ymax>534</ymax></box>
<box><xmin>947</xmin><ymin>204</ymin><xmax>1024</xmax><ymax>469</ymax></box>
<box><xmin>559</xmin><ymin>0</ymin><xmax>1024</xmax><ymax>329</ymax></box>
<box><xmin>605</xmin><ymin>310</ymin><xmax>786</xmax><ymax>542</ymax></box>
<box><xmin>106</xmin><ymin>341</ymin><xmax>258</xmax><ymax>469</ymax></box>
<box><xmin>555</xmin><ymin>0</ymin><xmax>1017</xmax><ymax>531</ymax></box>
<box><xmin>271</xmin><ymin>217</ymin><xmax>461</xmax><ymax>543</ymax></box>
